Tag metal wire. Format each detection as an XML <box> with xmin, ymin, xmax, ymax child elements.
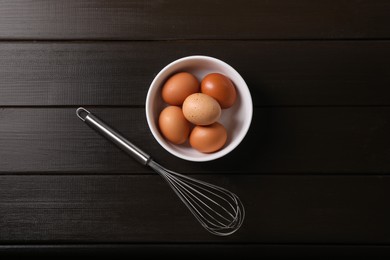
<box><xmin>148</xmin><ymin>160</ymin><xmax>245</xmax><ymax>236</ymax></box>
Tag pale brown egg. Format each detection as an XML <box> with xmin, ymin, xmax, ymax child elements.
<box><xmin>161</xmin><ymin>72</ymin><xmax>200</xmax><ymax>105</ymax></box>
<box><xmin>189</xmin><ymin>122</ymin><xmax>227</xmax><ymax>153</ymax></box>
<box><xmin>158</xmin><ymin>106</ymin><xmax>190</xmax><ymax>144</ymax></box>
<box><xmin>182</xmin><ymin>93</ymin><xmax>221</xmax><ymax>125</ymax></box>
<box><xmin>201</xmin><ymin>73</ymin><xmax>237</xmax><ymax>109</ymax></box>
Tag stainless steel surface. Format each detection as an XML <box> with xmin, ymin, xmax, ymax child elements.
<box><xmin>148</xmin><ymin>160</ymin><xmax>245</xmax><ymax>236</ymax></box>
<box><xmin>76</xmin><ymin>107</ymin><xmax>150</xmax><ymax>165</ymax></box>
<box><xmin>76</xmin><ymin>107</ymin><xmax>245</xmax><ymax>236</ymax></box>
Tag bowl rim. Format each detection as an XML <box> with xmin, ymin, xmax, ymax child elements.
<box><xmin>145</xmin><ymin>55</ymin><xmax>253</xmax><ymax>162</ymax></box>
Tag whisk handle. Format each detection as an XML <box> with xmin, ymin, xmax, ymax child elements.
<box><xmin>76</xmin><ymin>107</ymin><xmax>151</xmax><ymax>165</ymax></box>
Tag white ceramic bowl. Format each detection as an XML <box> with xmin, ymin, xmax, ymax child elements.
<box><xmin>146</xmin><ymin>55</ymin><xmax>253</xmax><ymax>162</ymax></box>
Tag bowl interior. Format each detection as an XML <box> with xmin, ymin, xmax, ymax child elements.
<box><xmin>146</xmin><ymin>56</ymin><xmax>252</xmax><ymax>161</ymax></box>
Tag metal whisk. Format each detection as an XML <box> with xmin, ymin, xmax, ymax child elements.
<box><xmin>76</xmin><ymin>107</ymin><xmax>245</xmax><ymax>236</ymax></box>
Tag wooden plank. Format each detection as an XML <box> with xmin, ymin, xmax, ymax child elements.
<box><xmin>2</xmin><ymin>244</ymin><xmax>390</xmax><ymax>257</ymax></box>
<box><xmin>0</xmin><ymin>41</ymin><xmax>390</xmax><ymax>106</ymax></box>
<box><xmin>0</xmin><ymin>0</ymin><xmax>389</xmax><ymax>40</ymax></box>
<box><xmin>0</xmin><ymin>107</ymin><xmax>389</xmax><ymax>174</ymax></box>
<box><xmin>0</xmin><ymin>175</ymin><xmax>389</xmax><ymax>243</ymax></box>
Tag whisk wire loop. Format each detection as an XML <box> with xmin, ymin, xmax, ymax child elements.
<box><xmin>149</xmin><ymin>160</ymin><xmax>245</xmax><ymax>236</ymax></box>
<box><xmin>163</xmin><ymin>173</ymin><xmax>233</xmax><ymax>227</ymax></box>
<box><xmin>162</xmin><ymin>168</ymin><xmax>236</xmax><ymax>223</ymax></box>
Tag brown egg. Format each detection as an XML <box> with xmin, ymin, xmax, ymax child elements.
<box><xmin>182</xmin><ymin>93</ymin><xmax>221</xmax><ymax>125</ymax></box>
<box><xmin>201</xmin><ymin>73</ymin><xmax>237</xmax><ymax>108</ymax></box>
<box><xmin>162</xmin><ymin>72</ymin><xmax>200</xmax><ymax>105</ymax></box>
<box><xmin>189</xmin><ymin>122</ymin><xmax>227</xmax><ymax>153</ymax></box>
<box><xmin>158</xmin><ymin>106</ymin><xmax>190</xmax><ymax>144</ymax></box>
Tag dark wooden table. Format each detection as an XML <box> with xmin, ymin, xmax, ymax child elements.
<box><xmin>1</xmin><ymin>0</ymin><xmax>390</xmax><ymax>257</ymax></box>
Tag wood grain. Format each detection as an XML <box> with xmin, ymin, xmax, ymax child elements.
<box><xmin>2</xmin><ymin>244</ymin><xmax>390</xmax><ymax>257</ymax></box>
<box><xmin>0</xmin><ymin>0</ymin><xmax>389</xmax><ymax>253</ymax></box>
<box><xmin>0</xmin><ymin>107</ymin><xmax>389</xmax><ymax>174</ymax></box>
<box><xmin>3</xmin><ymin>245</ymin><xmax>390</xmax><ymax>258</ymax></box>
<box><xmin>0</xmin><ymin>0</ymin><xmax>389</xmax><ymax>40</ymax></box>
<box><xmin>0</xmin><ymin>41</ymin><xmax>390</xmax><ymax>106</ymax></box>
<box><xmin>0</xmin><ymin>174</ymin><xmax>389</xmax><ymax>243</ymax></box>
